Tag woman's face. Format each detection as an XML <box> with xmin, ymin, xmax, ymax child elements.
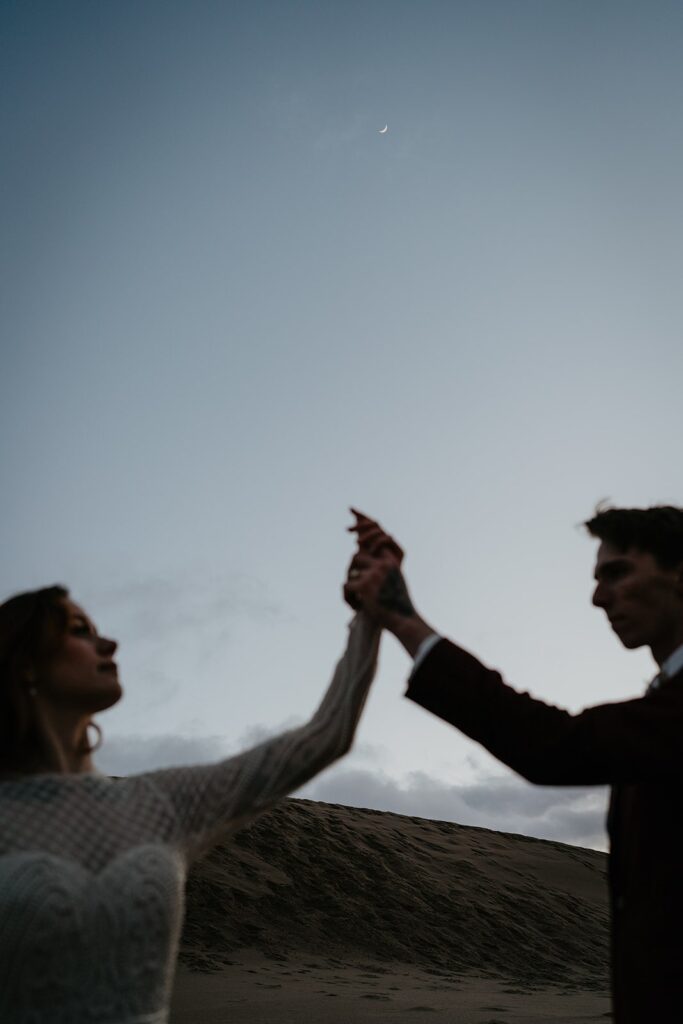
<box><xmin>35</xmin><ymin>598</ymin><xmax>122</xmax><ymax>712</ymax></box>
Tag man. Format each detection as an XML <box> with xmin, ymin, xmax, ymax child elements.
<box><xmin>345</xmin><ymin>505</ymin><xmax>683</xmax><ymax>1024</ymax></box>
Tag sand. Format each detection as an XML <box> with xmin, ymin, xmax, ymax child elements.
<box><xmin>170</xmin><ymin>798</ymin><xmax>611</xmax><ymax>1022</ymax></box>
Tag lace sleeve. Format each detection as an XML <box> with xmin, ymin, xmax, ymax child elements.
<box><xmin>140</xmin><ymin>613</ymin><xmax>381</xmax><ymax>860</ymax></box>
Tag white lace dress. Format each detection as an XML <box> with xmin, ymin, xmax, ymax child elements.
<box><xmin>0</xmin><ymin>613</ymin><xmax>380</xmax><ymax>1024</ymax></box>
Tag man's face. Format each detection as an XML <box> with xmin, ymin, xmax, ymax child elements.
<box><xmin>592</xmin><ymin>542</ymin><xmax>683</xmax><ymax>660</ymax></box>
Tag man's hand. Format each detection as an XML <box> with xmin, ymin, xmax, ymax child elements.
<box><xmin>344</xmin><ymin>549</ymin><xmax>417</xmax><ymax>627</ymax></box>
<box><xmin>344</xmin><ymin>510</ymin><xmax>437</xmax><ymax>656</ymax></box>
<box><xmin>344</xmin><ymin>510</ymin><xmax>409</xmax><ymax>621</ymax></box>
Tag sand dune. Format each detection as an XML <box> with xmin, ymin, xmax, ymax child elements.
<box><xmin>171</xmin><ymin>798</ymin><xmax>611</xmax><ymax>1022</ymax></box>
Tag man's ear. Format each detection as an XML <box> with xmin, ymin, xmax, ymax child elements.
<box><xmin>22</xmin><ymin>660</ymin><xmax>36</xmax><ymax>684</ymax></box>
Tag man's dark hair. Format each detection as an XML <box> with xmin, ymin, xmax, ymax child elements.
<box><xmin>585</xmin><ymin>505</ymin><xmax>683</xmax><ymax>569</ymax></box>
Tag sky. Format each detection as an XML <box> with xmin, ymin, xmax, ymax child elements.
<box><xmin>3</xmin><ymin>0</ymin><xmax>683</xmax><ymax>851</ymax></box>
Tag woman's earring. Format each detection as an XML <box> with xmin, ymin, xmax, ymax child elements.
<box><xmin>86</xmin><ymin>721</ymin><xmax>103</xmax><ymax>754</ymax></box>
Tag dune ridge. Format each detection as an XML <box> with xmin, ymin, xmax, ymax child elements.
<box><xmin>179</xmin><ymin>797</ymin><xmax>609</xmax><ymax>990</ymax></box>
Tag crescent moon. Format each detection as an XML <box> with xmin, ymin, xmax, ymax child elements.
<box><xmin>378</xmin><ymin>125</ymin><xmax>388</xmax><ymax>134</ymax></box>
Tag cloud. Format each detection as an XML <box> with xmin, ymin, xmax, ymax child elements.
<box><xmin>236</xmin><ymin>717</ymin><xmax>303</xmax><ymax>749</ymax></box>
<box><xmin>81</xmin><ymin>569</ymin><xmax>291</xmax><ymax>707</ymax></box>
<box><xmin>96</xmin><ymin>726</ymin><xmax>609</xmax><ymax>851</ymax></box>
<box><xmin>298</xmin><ymin>767</ymin><xmax>609</xmax><ymax>851</ymax></box>
<box><xmin>86</xmin><ymin>568</ymin><xmax>287</xmax><ymax>648</ymax></box>
<box><xmin>96</xmin><ymin>714</ymin><xmax>306</xmax><ymax>776</ymax></box>
<box><xmin>94</xmin><ymin>732</ymin><xmax>233</xmax><ymax>776</ymax></box>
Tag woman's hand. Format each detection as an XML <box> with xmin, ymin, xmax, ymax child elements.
<box><xmin>347</xmin><ymin>509</ymin><xmax>404</xmax><ymax>566</ymax></box>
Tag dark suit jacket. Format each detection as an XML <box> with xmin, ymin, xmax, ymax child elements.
<box><xmin>406</xmin><ymin>638</ymin><xmax>683</xmax><ymax>1024</ymax></box>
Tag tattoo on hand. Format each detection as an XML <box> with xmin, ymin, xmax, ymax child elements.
<box><xmin>378</xmin><ymin>568</ymin><xmax>415</xmax><ymax>617</ymax></box>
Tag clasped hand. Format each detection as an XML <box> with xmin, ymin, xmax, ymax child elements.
<box><xmin>343</xmin><ymin>509</ymin><xmax>417</xmax><ymax>627</ymax></box>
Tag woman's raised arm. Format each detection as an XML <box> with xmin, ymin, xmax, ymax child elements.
<box><xmin>138</xmin><ymin>612</ymin><xmax>381</xmax><ymax>860</ymax></box>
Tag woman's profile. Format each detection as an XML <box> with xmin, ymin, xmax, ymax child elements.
<box><xmin>0</xmin><ymin>570</ymin><xmax>380</xmax><ymax>1023</ymax></box>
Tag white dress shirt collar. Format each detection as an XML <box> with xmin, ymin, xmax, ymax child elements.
<box><xmin>661</xmin><ymin>642</ymin><xmax>683</xmax><ymax>681</ymax></box>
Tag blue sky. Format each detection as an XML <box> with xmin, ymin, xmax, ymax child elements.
<box><xmin>3</xmin><ymin>1</ymin><xmax>683</xmax><ymax>849</ymax></box>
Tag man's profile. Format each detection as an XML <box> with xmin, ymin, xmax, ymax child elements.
<box><xmin>345</xmin><ymin>505</ymin><xmax>683</xmax><ymax>1024</ymax></box>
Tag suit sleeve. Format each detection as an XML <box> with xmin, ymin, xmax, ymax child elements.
<box><xmin>406</xmin><ymin>638</ymin><xmax>683</xmax><ymax>785</ymax></box>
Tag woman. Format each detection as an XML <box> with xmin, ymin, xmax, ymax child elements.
<box><xmin>0</xmin><ymin>571</ymin><xmax>380</xmax><ymax>1024</ymax></box>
